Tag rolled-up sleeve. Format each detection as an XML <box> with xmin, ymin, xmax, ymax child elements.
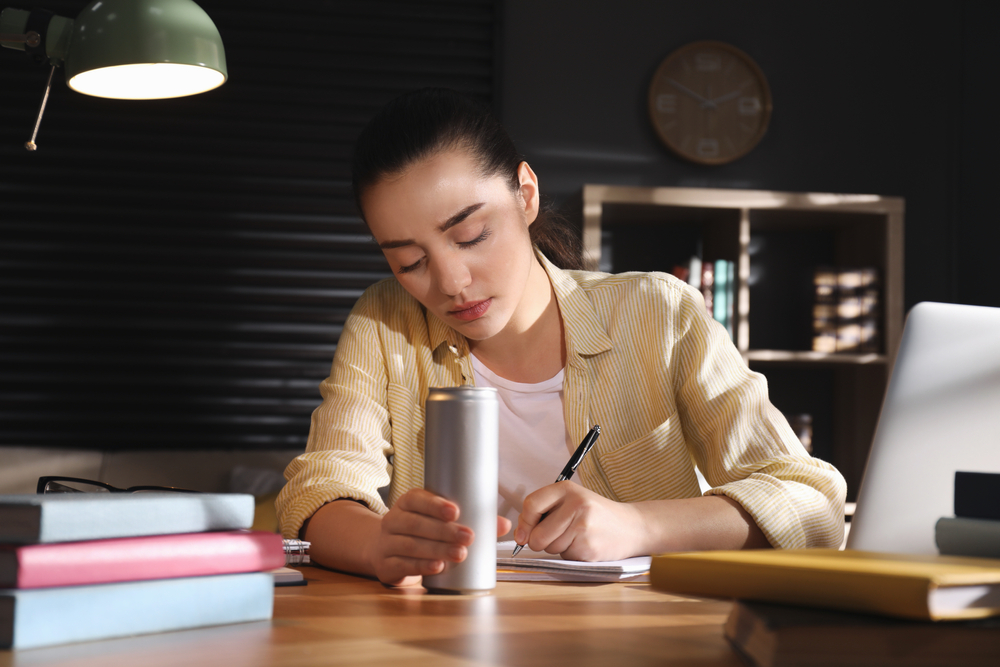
<box><xmin>276</xmin><ymin>291</ymin><xmax>394</xmax><ymax>539</ymax></box>
<box><xmin>671</xmin><ymin>284</ymin><xmax>847</xmax><ymax>549</ymax></box>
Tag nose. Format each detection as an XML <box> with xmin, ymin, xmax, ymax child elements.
<box><xmin>432</xmin><ymin>251</ymin><xmax>472</xmax><ymax>297</ymax></box>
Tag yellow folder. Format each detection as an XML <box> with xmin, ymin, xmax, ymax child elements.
<box><xmin>650</xmin><ymin>549</ymin><xmax>1000</xmax><ymax>621</ymax></box>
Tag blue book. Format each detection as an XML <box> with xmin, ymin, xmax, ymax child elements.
<box><xmin>1</xmin><ymin>572</ymin><xmax>273</xmax><ymax>649</ymax></box>
<box><xmin>714</xmin><ymin>259</ymin><xmax>734</xmax><ymax>337</ymax></box>
<box><xmin>0</xmin><ymin>493</ymin><xmax>255</xmax><ymax>544</ymax></box>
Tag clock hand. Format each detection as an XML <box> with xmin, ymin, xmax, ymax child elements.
<box><xmin>709</xmin><ymin>89</ymin><xmax>743</xmax><ymax>105</ymax></box>
<box><xmin>708</xmin><ymin>82</ymin><xmax>750</xmax><ymax>106</ymax></box>
<box><xmin>666</xmin><ymin>78</ymin><xmax>716</xmax><ymax>109</ymax></box>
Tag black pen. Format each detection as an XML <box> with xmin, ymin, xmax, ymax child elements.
<box><xmin>511</xmin><ymin>424</ymin><xmax>601</xmax><ymax>557</ymax></box>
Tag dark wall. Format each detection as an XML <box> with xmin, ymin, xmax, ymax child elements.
<box><xmin>0</xmin><ymin>0</ymin><xmax>496</xmax><ymax>450</ymax></box>
<box><xmin>499</xmin><ymin>0</ymin><xmax>1000</xmax><ymax>310</ymax></box>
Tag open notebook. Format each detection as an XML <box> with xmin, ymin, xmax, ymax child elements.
<box><xmin>496</xmin><ymin>541</ymin><xmax>651</xmax><ymax>582</ymax></box>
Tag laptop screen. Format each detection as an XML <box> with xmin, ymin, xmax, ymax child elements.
<box><xmin>847</xmin><ymin>302</ymin><xmax>1000</xmax><ymax>554</ymax></box>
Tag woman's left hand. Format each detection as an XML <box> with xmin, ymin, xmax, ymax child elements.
<box><xmin>513</xmin><ymin>483</ymin><xmax>646</xmax><ymax>561</ymax></box>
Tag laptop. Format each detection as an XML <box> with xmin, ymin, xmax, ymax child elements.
<box><xmin>847</xmin><ymin>301</ymin><xmax>1000</xmax><ymax>555</ymax></box>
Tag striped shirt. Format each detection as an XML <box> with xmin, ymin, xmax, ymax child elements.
<box><xmin>276</xmin><ymin>252</ymin><xmax>847</xmax><ymax>549</ymax></box>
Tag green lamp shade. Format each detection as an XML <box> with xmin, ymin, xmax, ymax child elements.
<box><xmin>65</xmin><ymin>0</ymin><xmax>227</xmax><ymax>100</ymax></box>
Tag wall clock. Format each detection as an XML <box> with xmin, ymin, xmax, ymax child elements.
<box><xmin>648</xmin><ymin>41</ymin><xmax>772</xmax><ymax>165</ymax></box>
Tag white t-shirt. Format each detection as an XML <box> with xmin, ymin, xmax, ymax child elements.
<box><xmin>470</xmin><ymin>354</ymin><xmax>577</xmax><ymax>539</ymax></box>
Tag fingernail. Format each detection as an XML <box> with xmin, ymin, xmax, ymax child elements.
<box><xmin>457</xmin><ymin>527</ymin><xmax>474</xmax><ymax>543</ymax></box>
<box><xmin>514</xmin><ymin>528</ymin><xmax>525</xmax><ymax>544</ymax></box>
<box><xmin>448</xmin><ymin>545</ymin><xmax>466</xmax><ymax>561</ymax></box>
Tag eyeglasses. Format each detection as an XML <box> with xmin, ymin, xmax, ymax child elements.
<box><xmin>37</xmin><ymin>476</ymin><xmax>201</xmax><ymax>494</ymax></box>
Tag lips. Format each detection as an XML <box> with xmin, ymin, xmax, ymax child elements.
<box><xmin>449</xmin><ymin>298</ymin><xmax>492</xmax><ymax>322</ymax></box>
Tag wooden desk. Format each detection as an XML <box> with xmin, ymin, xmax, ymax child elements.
<box><xmin>1</xmin><ymin>567</ymin><xmax>742</xmax><ymax>667</ymax></box>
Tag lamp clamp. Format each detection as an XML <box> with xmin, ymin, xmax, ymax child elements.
<box><xmin>23</xmin><ymin>7</ymin><xmax>53</xmax><ymax>62</ymax></box>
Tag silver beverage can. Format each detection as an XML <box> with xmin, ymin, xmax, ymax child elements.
<box><xmin>423</xmin><ymin>386</ymin><xmax>498</xmax><ymax>594</ymax></box>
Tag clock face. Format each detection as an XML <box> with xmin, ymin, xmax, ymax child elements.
<box><xmin>648</xmin><ymin>41</ymin><xmax>772</xmax><ymax>165</ymax></box>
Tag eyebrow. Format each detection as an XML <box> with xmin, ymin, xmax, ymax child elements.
<box><xmin>377</xmin><ymin>202</ymin><xmax>486</xmax><ymax>250</ymax></box>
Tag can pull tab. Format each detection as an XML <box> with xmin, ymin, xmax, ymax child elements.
<box><xmin>25</xmin><ymin>64</ymin><xmax>57</xmax><ymax>151</ymax></box>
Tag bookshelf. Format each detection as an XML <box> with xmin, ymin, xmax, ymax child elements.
<box><xmin>581</xmin><ymin>185</ymin><xmax>904</xmax><ymax>499</ymax></box>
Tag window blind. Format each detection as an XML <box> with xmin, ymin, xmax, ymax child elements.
<box><xmin>0</xmin><ymin>0</ymin><xmax>498</xmax><ymax>449</ymax></box>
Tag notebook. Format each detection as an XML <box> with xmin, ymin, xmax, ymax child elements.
<box><xmin>496</xmin><ymin>541</ymin><xmax>651</xmax><ymax>582</ymax></box>
<box><xmin>847</xmin><ymin>302</ymin><xmax>1000</xmax><ymax>555</ymax></box>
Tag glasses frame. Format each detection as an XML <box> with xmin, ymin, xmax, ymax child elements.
<box><xmin>37</xmin><ymin>476</ymin><xmax>202</xmax><ymax>494</ymax></box>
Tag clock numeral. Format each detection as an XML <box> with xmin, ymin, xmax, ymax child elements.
<box><xmin>695</xmin><ymin>53</ymin><xmax>722</xmax><ymax>71</ymax></box>
<box><xmin>738</xmin><ymin>96</ymin><xmax>762</xmax><ymax>115</ymax></box>
<box><xmin>697</xmin><ymin>138</ymin><xmax>720</xmax><ymax>158</ymax></box>
<box><xmin>656</xmin><ymin>94</ymin><xmax>677</xmax><ymax>113</ymax></box>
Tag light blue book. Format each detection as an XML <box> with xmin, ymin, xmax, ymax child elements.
<box><xmin>713</xmin><ymin>259</ymin><xmax>729</xmax><ymax>331</ymax></box>
<box><xmin>1</xmin><ymin>572</ymin><xmax>273</xmax><ymax>649</ymax></box>
<box><xmin>0</xmin><ymin>493</ymin><xmax>255</xmax><ymax>544</ymax></box>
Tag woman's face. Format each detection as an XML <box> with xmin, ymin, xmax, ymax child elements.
<box><xmin>362</xmin><ymin>148</ymin><xmax>541</xmax><ymax>343</ymax></box>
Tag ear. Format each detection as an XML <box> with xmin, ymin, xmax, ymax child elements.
<box><xmin>517</xmin><ymin>161</ymin><xmax>540</xmax><ymax>225</ymax></box>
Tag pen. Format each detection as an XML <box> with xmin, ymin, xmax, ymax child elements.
<box><xmin>511</xmin><ymin>424</ymin><xmax>601</xmax><ymax>557</ymax></box>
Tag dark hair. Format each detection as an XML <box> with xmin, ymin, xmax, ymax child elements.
<box><xmin>351</xmin><ymin>88</ymin><xmax>583</xmax><ymax>270</ymax></box>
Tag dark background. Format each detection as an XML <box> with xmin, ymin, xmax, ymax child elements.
<box><xmin>2</xmin><ymin>0</ymin><xmax>998</xmax><ymax>452</ymax></box>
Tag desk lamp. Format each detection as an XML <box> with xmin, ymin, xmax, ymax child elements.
<box><xmin>0</xmin><ymin>0</ymin><xmax>227</xmax><ymax>150</ymax></box>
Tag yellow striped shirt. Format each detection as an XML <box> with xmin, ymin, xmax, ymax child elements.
<box><xmin>277</xmin><ymin>253</ymin><xmax>847</xmax><ymax>549</ymax></box>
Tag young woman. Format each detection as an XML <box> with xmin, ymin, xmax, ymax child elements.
<box><xmin>276</xmin><ymin>89</ymin><xmax>846</xmax><ymax>587</ymax></box>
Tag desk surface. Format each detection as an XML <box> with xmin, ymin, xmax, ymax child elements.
<box><xmin>1</xmin><ymin>567</ymin><xmax>742</xmax><ymax>667</ymax></box>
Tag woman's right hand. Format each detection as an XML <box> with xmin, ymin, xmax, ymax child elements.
<box><xmin>368</xmin><ymin>488</ymin><xmax>475</xmax><ymax>586</ymax></box>
<box><xmin>367</xmin><ymin>489</ymin><xmax>513</xmax><ymax>586</ymax></box>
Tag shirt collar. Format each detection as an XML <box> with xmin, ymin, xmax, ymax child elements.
<box><xmin>537</xmin><ymin>251</ymin><xmax>613</xmax><ymax>358</ymax></box>
<box><xmin>425</xmin><ymin>249</ymin><xmax>614</xmax><ymax>359</ymax></box>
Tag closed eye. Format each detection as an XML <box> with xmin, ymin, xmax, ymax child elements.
<box><xmin>397</xmin><ymin>258</ymin><xmax>423</xmax><ymax>274</ymax></box>
<box><xmin>396</xmin><ymin>228</ymin><xmax>491</xmax><ymax>275</ymax></box>
<box><xmin>458</xmin><ymin>228</ymin><xmax>491</xmax><ymax>248</ymax></box>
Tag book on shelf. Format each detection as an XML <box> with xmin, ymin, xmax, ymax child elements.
<box><xmin>0</xmin><ymin>572</ymin><xmax>274</xmax><ymax>650</ymax></box>
<box><xmin>812</xmin><ymin>266</ymin><xmax>880</xmax><ymax>354</ymax></box>
<box><xmin>724</xmin><ymin>599</ymin><xmax>1000</xmax><ymax>667</ymax></box>
<box><xmin>701</xmin><ymin>260</ymin><xmax>714</xmax><ymax>317</ymax></box>
<box><xmin>650</xmin><ymin>548</ymin><xmax>1000</xmax><ymax>621</ymax></box>
<box><xmin>670</xmin><ymin>255</ymin><xmax>734</xmax><ymax>336</ymax></box>
<box><xmin>713</xmin><ymin>259</ymin><xmax>735</xmax><ymax>339</ymax></box>
<box><xmin>0</xmin><ymin>492</ymin><xmax>255</xmax><ymax>544</ymax></box>
<box><xmin>0</xmin><ymin>530</ymin><xmax>285</xmax><ymax>589</ymax></box>
<box><xmin>496</xmin><ymin>541</ymin><xmax>650</xmax><ymax>582</ymax></box>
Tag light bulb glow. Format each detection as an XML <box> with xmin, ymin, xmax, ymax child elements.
<box><xmin>68</xmin><ymin>62</ymin><xmax>226</xmax><ymax>100</ymax></box>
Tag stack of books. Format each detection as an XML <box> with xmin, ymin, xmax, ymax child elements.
<box><xmin>0</xmin><ymin>493</ymin><xmax>284</xmax><ymax>650</ymax></box>
<box><xmin>672</xmin><ymin>255</ymin><xmax>736</xmax><ymax>339</ymax></box>
<box><xmin>936</xmin><ymin>471</ymin><xmax>1000</xmax><ymax>559</ymax></box>
<box><xmin>650</xmin><ymin>548</ymin><xmax>1000</xmax><ymax>666</ymax></box>
<box><xmin>813</xmin><ymin>266</ymin><xmax>880</xmax><ymax>353</ymax></box>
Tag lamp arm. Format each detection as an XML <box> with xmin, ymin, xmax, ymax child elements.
<box><xmin>1</xmin><ymin>7</ymin><xmax>73</xmax><ymax>63</ymax></box>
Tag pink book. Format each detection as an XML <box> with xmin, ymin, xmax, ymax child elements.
<box><xmin>0</xmin><ymin>530</ymin><xmax>285</xmax><ymax>589</ymax></box>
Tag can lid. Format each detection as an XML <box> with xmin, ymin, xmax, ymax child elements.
<box><xmin>427</xmin><ymin>386</ymin><xmax>498</xmax><ymax>400</ymax></box>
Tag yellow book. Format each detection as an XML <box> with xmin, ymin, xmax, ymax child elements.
<box><xmin>650</xmin><ymin>549</ymin><xmax>1000</xmax><ymax>621</ymax></box>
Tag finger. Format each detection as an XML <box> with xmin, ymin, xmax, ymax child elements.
<box><xmin>514</xmin><ymin>483</ymin><xmax>572</xmax><ymax>544</ymax></box>
<box><xmin>540</xmin><ymin>517</ymin><xmax>580</xmax><ymax>556</ymax></box>
<box><xmin>395</xmin><ymin>488</ymin><xmax>460</xmax><ymax>522</ymax></box>
<box><xmin>384</xmin><ymin>509</ymin><xmax>474</xmax><ymax>546</ymax></box>
<box><xmin>525</xmin><ymin>507</ymin><xmax>576</xmax><ymax>554</ymax></box>
<box><xmin>382</xmin><ymin>532</ymin><xmax>469</xmax><ymax>563</ymax></box>
<box><xmin>497</xmin><ymin>515</ymin><xmax>512</xmax><ymax>537</ymax></box>
<box><xmin>520</xmin><ymin>483</ymin><xmax>572</xmax><ymax>525</ymax></box>
<box><xmin>378</xmin><ymin>555</ymin><xmax>447</xmax><ymax>586</ymax></box>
